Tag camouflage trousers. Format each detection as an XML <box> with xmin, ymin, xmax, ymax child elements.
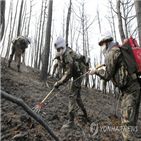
<box><xmin>8</xmin><ymin>44</ymin><xmax>25</xmax><ymax>70</ymax></box>
<box><xmin>102</xmin><ymin>80</ymin><xmax>107</xmax><ymax>94</ymax></box>
<box><xmin>121</xmin><ymin>80</ymin><xmax>141</xmax><ymax>141</ymax></box>
<box><xmin>69</xmin><ymin>75</ymin><xmax>85</xmax><ymax>116</ymax></box>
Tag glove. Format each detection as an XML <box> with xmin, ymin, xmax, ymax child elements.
<box><xmin>54</xmin><ymin>81</ymin><xmax>61</xmax><ymax>88</ymax></box>
<box><xmin>88</xmin><ymin>68</ymin><xmax>96</xmax><ymax>75</ymax></box>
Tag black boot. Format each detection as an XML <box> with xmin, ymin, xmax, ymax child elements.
<box><xmin>62</xmin><ymin>113</ymin><xmax>75</xmax><ymax>129</ymax></box>
<box><xmin>82</xmin><ymin>108</ymin><xmax>90</xmax><ymax>122</ymax></box>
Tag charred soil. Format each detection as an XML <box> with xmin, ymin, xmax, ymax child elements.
<box><xmin>1</xmin><ymin>57</ymin><xmax>141</xmax><ymax>141</ymax></box>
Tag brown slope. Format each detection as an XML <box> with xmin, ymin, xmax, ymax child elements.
<box><xmin>1</xmin><ymin>57</ymin><xmax>141</xmax><ymax>141</ymax></box>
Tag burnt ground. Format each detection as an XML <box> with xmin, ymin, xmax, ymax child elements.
<box><xmin>1</xmin><ymin>57</ymin><xmax>141</xmax><ymax>141</ymax></box>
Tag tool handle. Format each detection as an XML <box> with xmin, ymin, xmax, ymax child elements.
<box><xmin>95</xmin><ymin>64</ymin><xmax>105</xmax><ymax>69</ymax></box>
<box><xmin>41</xmin><ymin>87</ymin><xmax>55</xmax><ymax>104</ymax></box>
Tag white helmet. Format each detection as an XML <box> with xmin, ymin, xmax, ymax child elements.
<box><xmin>98</xmin><ymin>30</ymin><xmax>113</xmax><ymax>46</ymax></box>
<box><xmin>54</xmin><ymin>36</ymin><xmax>66</xmax><ymax>56</ymax></box>
<box><xmin>54</xmin><ymin>36</ymin><xmax>66</xmax><ymax>49</ymax></box>
<box><xmin>27</xmin><ymin>37</ymin><xmax>31</xmax><ymax>44</ymax></box>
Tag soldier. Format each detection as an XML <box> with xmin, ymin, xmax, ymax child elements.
<box><xmin>52</xmin><ymin>55</ymin><xmax>63</xmax><ymax>79</ymax></box>
<box><xmin>8</xmin><ymin>36</ymin><xmax>31</xmax><ymax>72</ymax></box>
<box><xmin>88</xmin><ymin>30</ymin><xmax>141</xmax><ymax>141</ymax></box>
<box><xmin>53</xmin><ymin>36</ymin><xmax>88</xmax><ymax>129</ymax></box>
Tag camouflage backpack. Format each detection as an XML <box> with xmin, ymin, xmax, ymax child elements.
<box><xmin>65</xmin><ymin>47</ymin><xmax>88</xmax><ymax>73</ymax></box>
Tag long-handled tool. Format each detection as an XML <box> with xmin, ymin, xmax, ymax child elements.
<box><xmin>33</xmin><ymin>87</ymin><xmax>55</xmax><ymax>113</ymax></box>
<box><xmin>33</xmin><ymin>64</ymin><xmax>104</xmax><ymax>114</ymax></box>
<box><xmin>95</xmin><ymin>64</ymin><xmax>105</xmax><ymax>69</ymax></box>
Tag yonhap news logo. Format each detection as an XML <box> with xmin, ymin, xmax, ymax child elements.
<box><xmin>90</xmin><ymin>122</ymin><xmax>99</xmax><ymax>136</ymax></box>
<box><xmin>90</xmin><ymin>122</ymin><xmax>138</xmax><ymax>136</ymax></box>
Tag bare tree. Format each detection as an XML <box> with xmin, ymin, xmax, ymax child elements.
<box><xmin>97</xmin><ymin>7</ymin><xmax>101</xmax><ymax>90</ymax></box>
<box><xmin>0</xmin><ymin>0</ymin><xmax>6</xmax><ymax>41</ymax></box>
<box><xmin>34</xmin><ymin>0</ymin><xmax>44</xmax><ymax>68</ymax></box>
<box><xmin>26</xmin><ymin>0</ymin><xmax>33</xmax><ymax>36</ymax></box>
<box><xmin>17</xmin><ymin>0</ymin><xmax>24</xmax><ymax>36</ymax></box>
<box><xmin>41</xmin><ymin>0</ymin><xmax>53</xmax><ymax>81</ymax></box>
<box><xmin>5</xmin><ymin>1</ymin><xmax>13</xmax><ymax>59</ymax></box>
<box><xmin>134</xmin><ymin>0</ymin><xmax>141</xmax><ymax>47</ymax></box>
<box><xmin>38</xmin><ymin>0</ymin><xmax>48</xmax><ymax>69</ymax></box>
<box><xmin>107</xmin><ymin>0</ymin><xmax>117</xmax><ymax>42</ymax></box>
<box><xmin>66</xmin><ymin>0</ymin><xmax>72</xmax><ymax>45</ymax></box>
<box><xmin>116</xmin><ymin>0</ymin><xmax>125</xmax><ymax>42</ymax></box>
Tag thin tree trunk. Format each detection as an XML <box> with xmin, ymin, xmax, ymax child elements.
<box><xmin>40</xmin><ymin>0</ymin><xmax>53</xmax><ymax>81</ymax></box>
<box><xmin>26</xmin><ymin>0</ymin><xmax>32</xmax><ymax>36</ymax></box>
<box><xmin>122</xmin><ymin>0</ymin><xmax>128</xmax><ymax>39</ymax></box>
<box><xmin>35</xmin><ymin>0</ymin><xmax>44</xmax><ymax>68</ymax></box>
<box><xmin>38</xmin><ymin>0</ymin><xmax>47</xmax><ymax>69</ymax></box>
<box><xmin>97</xmin><ymin>7</ymin><xmax>101</xmax><ymax>91</ymax></box>
<box><xmin>17</xmin><ymin>0</ymin><xmax>24</xmax><ymax>36</ymax></box>
<box><xmin>109</xmin><ymin>1</ymin><xmax>117</xmax><ymax>42</ymax></box>
<box><xmin>5</xmin><ymin>7</ymin><xmax>13</xmax><ymax>59</ymax></box>
<box><xmin>1</xmin><ymin>90</ymin><xmax>61</xmax><ymax>141</ymax></box>
<box><xmin>66</xmin><ymin>0</ymin><xmax>72</xmax><ymax>45</ymax></box>
<box><xmin>82</xmin><ymin>2</ymin><xmax>85</xmax><ymax>56</ymax></box>
<box><xmin>0</xmin><ymin>0</ymin><xmax>6</xmax><ymax>41</ymax></box>
<box><xmin>134</xmin><ymin>0</ymin><xmax>141</xmax><ymax>47</ymax></box>
<box><xmin>116</xmin><ymin>0</ymin><xmax>125</xmax><ymax>42</ymax></box>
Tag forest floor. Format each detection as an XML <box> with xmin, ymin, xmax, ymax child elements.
<box><xmin>1</xmin><ymin>57</ymin><xmax>141</xmax><ymax>141</ymax></box>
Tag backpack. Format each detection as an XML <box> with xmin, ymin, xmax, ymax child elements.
<box><xmin>119</xmin><ymin>36</ymin><xmax>141</xmax><ymax>77</ymax></box>
<box><xmin>12</xmin><ymin>36</ymin><xmax>26</xmax><ymax>45</ymax></box>
<box><xmin>67</xmin><ymin>47</ymin><xmax>88</xmax><ymax>73</ymax></box>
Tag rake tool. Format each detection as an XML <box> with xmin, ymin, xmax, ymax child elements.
<box><xmin>33</xmin><ymin>87</ymin><xmax>55</xmax><ymax>113</ymax></box>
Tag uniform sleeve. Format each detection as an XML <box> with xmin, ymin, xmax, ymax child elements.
<box><xmin>58</xmin><ymin>53</ymin><xmax>73</xmax><ymax>85</ymax></box>
<box><xmin>95</xmin><ymin>48</ymin><xmax>121</xmax><ymax>81</ymax></box>
<box><xmin>54</xmin><ymin>55</ymin><xmax>60</xmax><ymax>60</ymax></box>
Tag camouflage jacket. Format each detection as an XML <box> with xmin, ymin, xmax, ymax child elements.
<box><xmin>58</xmin><ymin>47</ymin><xmax>86</xmax><ymax>84</ymax></box>
<box><xmin>12</xmin><ymin>36</ymin><xmax>29</xmax><ymax>51</ymax></box>
<box><xmin>95</xmin><ymin>46</ymin><xmax>135</xmax><ymax>89</ymax></box>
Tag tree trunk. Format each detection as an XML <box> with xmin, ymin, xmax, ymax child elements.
<box><xmin>116</xmin><ymin>0</ymin><xmax>125</xmax><ymax>42</ymax></box>
<box><xmin>38</xmin><ymin>0</ymin><xmax>47</xmax><ymax>69</ymax></box>
<box><xmin>134</xmin><ymin>0</ymin><xmax>141</xmax><ymax>47</ymax></box>
<box><xmin>26</xmin><ymin>0</ymin><xmax>32</xmax><ymax>36</ymax></box>
<box><xmin>34</xmin><ymin>0</ymin><xmax>44</xmax><ymax>68</ymax></box>
<box><xmin>121</xmin><ymin>0</ymin><xmax>128</xmax><ymax>39</ymax></box>
<box><xmin>17</xmin><ymin>0</ymin><xmax>24</xmax><ymax>36</ymax></box>
<box><xmin>40</xmin><ymin>0</ymin><xmax>53</xmax><ymax>81</ymax></box>
<box><xmin>97</xmin><ymin>7</ymin><xmax>101</xmax><ymax>91</ymax></box>
<box><xmin>82</xmin><ymin>2</ymin><xmax>85</xmax><ymax>56</ymax></box>
<box><xmin>0</xmin><ymin>0</ymin><xmax>5</xmax><ymax>41</ymax></box>
<box><xmin>109</xmin><ymin>1</ymin><xmax>117</xmax><ymax>42</ymax></box>
<box><xmin>1</xmin><ymin>90</ymin><xmax>61</xmax><ymax>141</ymax></box>
<box><xmin>66</xmin><ymin>0</ymin><xmax>72</xmax><ymax>45</ymax></box>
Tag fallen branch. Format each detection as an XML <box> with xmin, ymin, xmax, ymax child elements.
<box><xmin>1</xmin><ymin>90</ymin><xmax>61</xmax><ymax>141</ymax></box>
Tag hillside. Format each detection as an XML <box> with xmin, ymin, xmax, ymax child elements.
<box><xmin>1</xmin><ymin>57</ymin><xmax>141</xmax><ymax>141</ymax></box>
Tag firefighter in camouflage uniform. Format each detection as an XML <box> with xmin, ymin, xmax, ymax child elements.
<box><xmin>88</xmin><ymin>30</ymin><xmax>141</xmax><ymax>141</ymax></box>
<box><xmin>8</xmin><ymin>36</ymin><xmax>31</xmax><ymax>72</ymax></box>
<box><xmin>53</xmin><ymin>36</ymin><xmax>88</xmax><ymax>129</ymax></box>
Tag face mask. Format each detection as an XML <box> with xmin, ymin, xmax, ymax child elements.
<box><xmin>57</xmin><ymin>47</ymin><xmax>66</xmax><ymax>56</ymax></box>
<box><xmin>101</xmin><ymin>44</ymin><xmax>107</xmax><ymax>55</ymax></box>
